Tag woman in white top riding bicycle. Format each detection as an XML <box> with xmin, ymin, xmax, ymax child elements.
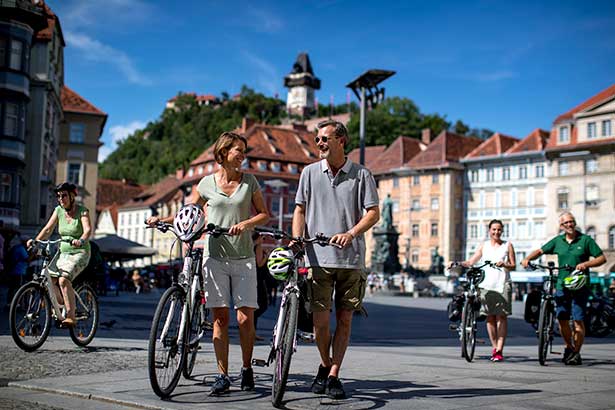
<box><xmin>462</xmin><ymin>219</ymin><xmax>516</xmax><ymax>362</ymax></box>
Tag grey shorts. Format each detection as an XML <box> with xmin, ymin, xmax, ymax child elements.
<box><xmin>202</xmin><ymin>257</ymin><xmax>258</xmax><ymax>309</ymax></box>
<box><xmin>48</xmin><ymin>250</ymin><xmax>90</xmax><ymax>282</ymax></box>
<box><xmin>480</xmin><ymin>282</ymin><xmax>512</xmax><ymax>316</ymax></box>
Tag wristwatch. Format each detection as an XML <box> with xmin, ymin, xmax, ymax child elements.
<box><xmin>79</xmin><ymin>239</ymin><xmax>85</xmax><ymax>246</ymax></box>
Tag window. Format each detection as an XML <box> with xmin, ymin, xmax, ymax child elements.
<box><xmin>586</xmin><ymin>185</ymin><xmax>599</xmax><ymax>207</ymax></box>
<box><xmin>431</xmin><ymin>198</ymin><xmax>439</xmax><ymax>210</ymax></box>
<box><xmin>470</xmin><ymin>224</ymin><xmax>478</xmax><ymax>239</ymax></box>
<box><xmin>470</xmin><ymin>170</ymin><xmax>478</xmax><ymax>182</ymax></box>
<box><xmin>271</xmin><ymin>199</ymin><xmax>279</xmax><ymax>214</ymax></box>
<box><xmin>413</xmin><ymin>175</ymin><xmax>420</xmax><ymax>186</ymax></box>
<box><xmin>412</xmin><ymin>224</ymin><xmax>419</xmax><ymax>237</ymax></box>
<box><xmin>197</xmin><ymin>165</ymin><xmax>203</xmax><ymax>174</ymax></box>
<box><xmin>486</xmin><ymin>168</ymin><xmax>494</xmax><ymax>182</ymax></box>
<box><xmin>602</xmin><ymin>120</ymin><xmax>612</xmax><ymax>137</ymax></box>
<box><xmin>271</xmin><ymin>162</ymin><xmax>281</xmax><ymax>172</ymax></box>
<box><xmin>558</xmin><ymin>161</ymin><xmax>569</xmax><ymax>176</ymax></box>
<box><xmin>557</xmin><ymin>187</ymin><xmax>569</xmax><ymax>209</ymax></box>
<box><xmin>559</xmin><ymin>126</ymin><xmax>569</xmax><ymax>143</ymax></box>
<box><xmin>67</xmin><ymin>162</ymin><xmax>83</xmax><ymax>185</ymax></box>
<box><xmin>411</xmin><ymin>250</ymin><xmax>419</xmax><ymax>264</ymax></box>
<box><xmin>432</xmin><ymin>174</ymin><xmax>439</xmax><ymax>184</ymax></box>
<box><xmin>0</xmin><ymin>173</ymin><xmax>12</xmax><ymax>202</ymax></box>
<box><xmin>502</xmin><ymin>167</ymin><xmax>510</xmax><ymax>181</ymax></box>
<box><xmin>0</xmin><ymin>38</ymin><xmax>5</xmax><ymax>67</ymax></box>
<box><xmin>431</xmin><ymin>223</ymin><xmax>438</xmax><ymax>237</ymax></box>
<box><xmin>503</xmin><ymin>223</ymin><xmax>510</xmax><ymax>238</ymax></box>
<box><xmin>241</xmin><ymin>159</ymin><xmax>249</xmax><ymax>169</ymax></box>
<box><xmin>535</xmin><ymin>165</ymin><xmax>544</xmax><ymax>178</ymax></box>
<box><xmin>4</xmin><ymin>103</ymin><xmax>19</xmax><ymax>137</ymax></box>
<box><xmin>587</xmin><ymin>122</ymin><xmax>597</xmax><ymax>139</ymax></box>
<box><xmin>455</xmin><ymin>198</ymin><xmax>461</xmax><ymax>209</ymax></box>
<box><xmin>258</xmin><ymin>161</ymin><xmax>267</xmax><ymax>171</ymax></box>
<box><xmin>411</xmin><ymin>199</ymin><xmax>420</xmax><ymax>210</ymax></box>
<box><xmin>128</xmin><ymin>214</ymin><xmax>132</xmax><ymax>225</ymax></box>
<box><xmin>585</xmin><ymin>159</ymin><xmax>598</xmax><ymax>174</ymax></box>
<box><xmin>10</xmin><ymin>39</ymin><xmax>23</xmax><ymax>71</ymax></box>
<box><xmin>609</xmin><ymin>226</ymin><xmax>615</xmax><ymax>249</ymax></box>
<box><xmin>518</xmin><ymin>221</ymin><xmax>527</xmax><ymax>239</ymax></box>
<box><xmin>187</xmin><ymin>168</ymin><xmax>194</xmax><ymax>177</ymax></box>
<box><xmin>535</xmin><ymin>221</ymin><xmax>544</xmax><ymax>239</ymax></box>
<box><xmin>288</xmin><ymin>163</ymin><xmax>298</xmax><ymax>174</ymax></box>
<box><xmin>207</xmin><ymin>163</ymin><xmax>214</xmax><ymax>172</ymax></box>
<box><xmin>393</xmin><ymin>177</ymin><xmax>399</xmax><ymax>188</ymax></box>
<box><xmin>586</xmin><ymin>226</ymin><xmax>596</xmax><ymax>241</ymax></box>
<box><xmin>519</xmin><ymin>166</ymin><xmax>527</xmax><ymax>180</ymax></box>
<box><xmin>69</xmin><ymin>123</ymin><xmax>85</xmax><ymax>143</ymax></box>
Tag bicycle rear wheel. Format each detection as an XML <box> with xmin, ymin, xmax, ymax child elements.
<box><xmin>537</xmin><ymin>299</ymin><xmax>553</xmax><ymax>366</ymax></box>
<box><xmin>272</xmin><ymin>292</ymin><xmax>298</xmax><ymax>408</ymax></box>
<box><xmin>182</xmin><ymin>294</ymin><xmax>207</xmax><ymax>379</ymax></box>
<box><xmin>69</xmin><ymin>283</ymin><xmax>99</xmax><ymax>347</ymax></box>
<box><xmin>148</xmin><ymin>285</ymin><xmax>186</xmax><ymax>398</ymax></box>
<box><xmin>9</xmin><ymin>282</ymin><xmax>52</xmax><ymax>352</ymax></box>
<box><xmin>461</xmin><ymin>299</ymin><xmax>477</xmax><ymax>362</ymax></box>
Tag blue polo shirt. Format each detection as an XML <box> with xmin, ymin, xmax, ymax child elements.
<box><xmin>295</xmin><ymin>159</ymin><xmax>379</xmax><ymax>269</ymax></box>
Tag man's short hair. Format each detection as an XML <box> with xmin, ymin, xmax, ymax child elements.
<box><xmin>316</xmin><ymin>119</ymin><xmax>348</xmax><ymax>145</ymax></box>
<box><xmin>558</xmin><ymin>211</ymin><xmax>576</xmax><ymax>223</ymax></box>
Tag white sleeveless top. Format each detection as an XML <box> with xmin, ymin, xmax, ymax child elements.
<box><xmin>479</xmin><ymin>240</ymin><xmax>511</xmax><ymax>293</ymax></box>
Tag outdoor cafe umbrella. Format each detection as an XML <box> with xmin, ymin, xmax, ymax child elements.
<box><xmin>92</xmin><ymin>234</ymin><xmax>157</xmax><ymax>262</ymax></box>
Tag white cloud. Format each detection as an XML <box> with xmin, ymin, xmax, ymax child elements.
<box><xmin>241</xmin><ymin>51</ymin><xmax>279</xmax><ymax>95</ymax></box>
<box><xmin>234</xmin><ymin>6</ymin><xmax>284</xmax><ymax>33</ymax></box>
<box><xmin>59</xmin><ymin>0</ymin><xmax>154</xmax><ymax>30</ymax></box>
<box><xmin>65</xmin><ymin>31</ymin><xmax>151</xmax><ymax>86</ymax></box>
<box><xmin>99</xmin><ymin>120</ymin><xmax>146</xmax><ymax>162</ymax></box>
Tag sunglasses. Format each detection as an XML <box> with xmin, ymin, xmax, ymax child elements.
<box><xmin>57</xmin><ymin>193</ymin><xmax>69</xmax><ymax>200</ymax></box>
<box><xmin>314</xmin><ymin>135</ymin><xmax>339</xmax><ymax>144</ymax></box>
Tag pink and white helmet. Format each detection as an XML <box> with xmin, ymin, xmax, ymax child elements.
<box><xmin>173</xmin><ymin>204</ymin><xmax>206</xmax><ymax>242</ymax></box>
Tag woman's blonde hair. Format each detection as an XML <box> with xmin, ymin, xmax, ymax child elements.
<box><xmin>213</xmin><ymin>132</ymin><xmax>248</xmax><ymax>164</ymax></box>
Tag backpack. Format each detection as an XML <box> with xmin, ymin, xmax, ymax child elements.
<box><xmin>524</xmin><ymin>289</ymin><xmax>542</xmax><ymax>325</ymax></box>
<box><xmin>447</xmin><ymin>294</ymin><xmax>464</xmax><ymax>322</ymax></box>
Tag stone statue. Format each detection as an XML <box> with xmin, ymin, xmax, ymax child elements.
<box><xmin>381</xmin><ymin>194</ymin><xmax>394</xmax><ymax>230</ymax></box>
<box><xmin>431</xmin><ymin>246</ymin><xmax>444</xmax><ymax>275</ymax></box>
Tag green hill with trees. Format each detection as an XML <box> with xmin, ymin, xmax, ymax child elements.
<box><xmin>99</xmin><ymin>86</ymin><xmax>492</xmax><ymax>184</ymax></box>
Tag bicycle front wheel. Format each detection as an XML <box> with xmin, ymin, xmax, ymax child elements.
<box><xmin>9</xmin><ymin>282</ymin><xmax>52</xmax><ymax>352</ymax></box>
<box><xmin>69</xmin><ymin>283</ymin><xmax>99</xmax><ymax>347</ymax></box>
<box><xmin>537</xmin><ymin>299</ymin><xmax>553</xmax><ymax>366</ymax></box>
<box><xmin>272</xmin><ymin>292</ymin><xmax>298</xmax><ymax>408</ymax></box>
<box><xmin>148</xmin><ymin>285</ymin><xmax>186</xmax><ymax>398</ymax></box>
<box><xmin>461</xmin><ymin>299</ymin><xmax>477</xmax><ymax>362</ymax></box>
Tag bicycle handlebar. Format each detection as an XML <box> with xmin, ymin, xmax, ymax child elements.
<box><xmin>527</xmin><ymin>262</ymin><xmax>573</xmax><ymax>273</ymax></box>
<box><xmin>449</xmin><ymin>260</ymin><xmax>499</xmax><ymax>271</ymax></box>
<box><xmin>254</xmin><ymin>226</ymin><xmax>343</xmax><ymax>249</ymax></box>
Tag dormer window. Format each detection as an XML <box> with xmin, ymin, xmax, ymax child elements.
<box><xmin>288</xmin><ymin>164</ymin><xmax>298</xmax><ymax>174</ymax></box>
<box><xmin>271</xmin><ymin>162</ymin><xmax>281</xmax><ymax>172</ymax></box>
<box><xmin>241</xmin><ymin>158</ymin><xmax>249</xmax><ymax>169</ymax></box>
<box><xmin>258</xmin><ymin>161</ymin><xmax>267</xmax><ymax>171</ymax></box>
<box><xmin>197</xmin><ymin>166</ymin><xmax>203</xmax><ymax>175</ymax></box>
<box><xmin>558</xmin><ymin>126</ymin><xmax>569</xmax><ymax>143</ymax></box>
<box><xmin>188</xmin><ymin>168</ymin><xmax>194</xmax><ymax>177</ymax></box>
<box><xmin>207</xmin><ymin>163</ymin><xmax>213</xmax><ymax>172</ymax></box>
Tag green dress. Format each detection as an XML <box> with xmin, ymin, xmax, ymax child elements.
<box><xmin>48</xmin><ymin>205</ymin><xmax>91</xmax><ymax>281</ymax></box>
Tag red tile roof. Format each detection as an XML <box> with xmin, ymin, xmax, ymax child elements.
<box><xmin>406</xmin><ymin>131</ymin><xmax>483</xmax><ymax>169</ymax></box>
<box><xmin>465</xmin><ymin>133</ymin><xmax>518</xmax><ymax>158</ymax></box>
<box><xmin>96</xmin><ymin>179</ymin><xmax>146</xmax><ymax>212</ymax></box>
<box><xmin>61</xmin><ymin>86</ymin><xmax>106</xmax><ymax>116</ymax></box>
<box><xmin>121</xmin><ymin>176</ymin><xmax>183</xmax><ymax>210</ymax></box>
<box><xmin>553</xmin><ymin>84</ymin><xmax>615</xmax><ymax>124</ymax></box>
<box><xmin>348</xmin><ymin>145</ymin><xmax>387</xmax><ymax>168</ymax></box>
<box><xmin>506</xmin><ymin>129</ymin><xmax>550</xmax><ymax>154</ymax></box>
<box><xmin>35</xmin><ymin>1</ymin><xmax>64</xmax><ymax>45</ymax></box>
<box><xmin>301</xmin><ymin>113</ymin><xmax>351</xmax><ymax>132</ymax></box>
<box><xmin>369</xmin><ymin>137</ymin><xmax>425</xmax><ymax>175</ymax></box>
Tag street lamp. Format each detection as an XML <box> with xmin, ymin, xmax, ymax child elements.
<box><xmin>346</xmin><ymin>69</ymin><xmax>395</xmax><ymax>165</ymax></box>
<box><xmin>264</xmin><ymin>179</ymin><xmax>289</xmax><ymax>230</ymax></box>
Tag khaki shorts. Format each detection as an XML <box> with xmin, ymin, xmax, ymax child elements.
<box><xmin>308</xmin><ymin>267</ymin><xmax>366</xmax><ymax>312</ymax></box>
<box><xmin>202</xmin><ymin>257</ymin><xmax>258</xmax><ymax>309</ymax></box>
<box><xmin>480</xmin><ymin>282</ymin><xmax>512</xmax><ymax>316</ymax></box>
<box><xmin>48</xmin><ymin>250</ymin><xmax>90</xmax><ymax>282</ymax></box>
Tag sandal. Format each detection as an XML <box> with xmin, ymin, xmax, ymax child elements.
<box><xmin>62</xmin><ymin>318</ymin><xmax>76</xmax><ymax>327</ymax></box>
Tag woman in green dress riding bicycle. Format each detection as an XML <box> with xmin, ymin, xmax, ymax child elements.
<box><xmin>26</xmin><ymin>182</ymin><xmax>92</xmax><ymax>327</ymax></box>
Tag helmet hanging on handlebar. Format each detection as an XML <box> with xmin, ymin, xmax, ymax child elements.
<box><xmin>173</xmin><ymin>204</ymin><xmax>206</xmax><ymax>242</ymax></box>
<box><xmin>267</xmin><ymin>247</ymin><xmax>294</xmax><ymax>280</ymax></box>
<box><xmin>563</xmin><ymin>270</ymin><xmax>588</xmax><ymax>291</ymax></box>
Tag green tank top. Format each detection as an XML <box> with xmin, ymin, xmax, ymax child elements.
<box><xmin>56</xmin><ymin>205</ymin><xmax>91</xmax><ymax>254</ymax></box>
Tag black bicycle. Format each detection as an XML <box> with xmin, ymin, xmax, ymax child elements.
<box><xmin>527</xmin><ymin>262</ymin><xmax>572</xmax><ymax>365</ymax></box>
<box><xmin>252</xmin><ymin>226</ymin><xmax>341</xmax><ymax>408</ymax></box>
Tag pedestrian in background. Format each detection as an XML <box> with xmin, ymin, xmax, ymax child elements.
<box><xmin>461</xmin><ymin>219</ymin><xmax>516</xmax><ymax>362</ymax></box>
<box><xmin>4</xmin><ymin>234</ymin><xmax>29</xmax><ymax>309</ymax></box>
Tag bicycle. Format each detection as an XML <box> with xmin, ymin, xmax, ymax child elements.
<box><xmin>527</xmin><ymin>262</ymin><xmax>572</xmax><ymax>365</ymax></box>
<box><xmin>9</xmin><ymin>239</ymin><xmax>99</xmax><ymax>352</ymax></box>
<box><xmin>449</xmin><ymin>261</ymin><xmax>497</xmax><ymax>362</ymax></box>
<box><xmin>251</xmin><ymin>226</ymin><xmax>341</xmax><ymax>408</ymax></box>
<box><xmin>146</xmin><ymin>219</ymin><xmax>221</xmax><ymax>399</ymax></box>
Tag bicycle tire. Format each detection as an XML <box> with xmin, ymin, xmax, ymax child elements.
<box><xmin>537</xmin><ymin>298</ymin><xmax>553</xmax><ymax>365</ymax></box>
<box><xmin>461</xmin><ymin>299</ymin><xmax>476</xmax><ymax>362</ymax></box>
<box><xmin>272</xmin><ymin>292</ymin><xmax>298</xmax><ymax>408</ymax></box>
<box><xmin>148</xmin><ymin>285</ymin><xmax>186</xmax><ymax>398</ymax></box>
<box><xmin>69</xmin><ymin>283</ymin><xmax>99</xmax><ymax>347</ymax></box>
<box><xmin>9</xmin><ymin>282</ymin><xmax>52</xmax><ymax>352</ymax></box>
<box><xmin>182</xmin><ymin>293</ymin><xmax>204</xmax><ymax>379</ymax></box>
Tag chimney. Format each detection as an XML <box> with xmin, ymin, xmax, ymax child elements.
<box><xmin>242</xmin><ymin>117</ymin><xmax>256</xmax><ymax>132</ymax></box>
<box><xmin>421</xmin><ymin>128</ymin><xmax>432</xmax><ymax>145</ymax></box>
<box><xmin>175</xmin><ymin>167</ymin><xmax>184</xmax><ymax>179</ymax></box>
<box><xmin>292</xmin><ymin>123</ymin><xmax>307</xmax><ymax>131</ymax></box>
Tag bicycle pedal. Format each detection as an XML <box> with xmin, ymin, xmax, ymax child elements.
<box><xmin>202</xmin><ymin>321</ymin><xmax>213</xmax><ymax>331</ymax></box>
<box><xmin>252</xmin><ymin>358</ymin><xmax>268</xmax><ymax>367</ymax></box>
<box><xmin>297</xmin><ymin>331</ymin><xmax>315</xmax><ymax>343</ymax></box>
<box><xmin>448</xmin><ymin>323</ymin><xmax>459</xmax><ymax>332</ymax></box>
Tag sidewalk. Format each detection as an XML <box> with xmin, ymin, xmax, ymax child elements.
<box><xmin>2</xmin><ymin>335</ymin><xmax>614</xmax><ymax>410</ymax></box>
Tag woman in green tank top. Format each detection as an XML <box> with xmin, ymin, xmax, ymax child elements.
<box><xmin>27</xmin><ymin>182</ymin><xmax>92</xmax><ymax>327</ymax></box>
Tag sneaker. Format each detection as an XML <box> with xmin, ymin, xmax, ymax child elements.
<box><xmin>311</xmin><ymin>365</ymin><xmax>331</xmax><ymax>394</ymax></box>
<box><xmin>325</xmin><ymin>376</ymin><xmax>346</xmax><ymax>400</ymax></box>
<box><xmin>565</xmin><ymin>352</ymin><xmax>582</xmax><ymax>366</ymax></box>
<box><xmin>562</xmin><ymin>347</ymin><xmax>574</xmax><ymax>363</ymax></box>
<box><xmin>490</xmin><ymin>348</ymin><xmax>497</xmax><ymax>361</ymax></box>
<box><xmin>492</xmin><ymin>351</ymin><xmax>504</xmax><ymax>362</ymax></box>
<box><xmin>209</xmin><ymin>374</ymin><xmax>231</xmax><ymax>395</ymax></box>
<box><xmin>240</xmin><ymin>367</ymin><xmax>254</xmax><ymax>391</ymax></box>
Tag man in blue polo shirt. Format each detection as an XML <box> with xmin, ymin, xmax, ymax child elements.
<box><xmin>522</xmin><ymin>211</ymin><xmax>606</xmax><ymax>365</ymax></box>
<box><xmin>292</xmin><ymin>119</ymin><xmax>379</xmax><ymax>399</ymax></box>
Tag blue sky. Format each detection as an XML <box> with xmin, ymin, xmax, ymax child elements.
<box><xmin>46</xmin><ymin>0</ymin><xmax>615</xmax><ymax>162</ymax></box>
